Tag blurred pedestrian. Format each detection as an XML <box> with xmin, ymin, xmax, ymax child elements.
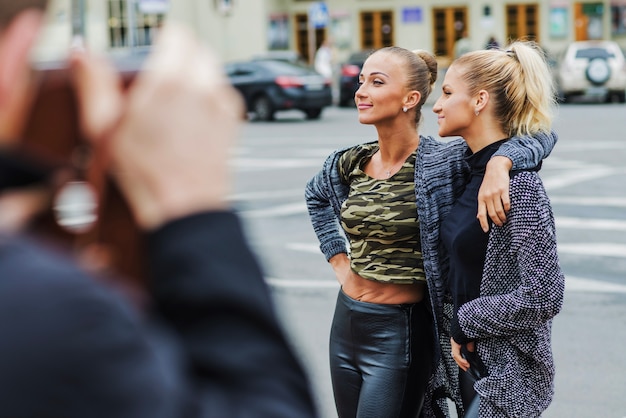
<box><xmin>0</xmin><ymin>2</ymin><xmax>316</xmax><ymax>417</ymax></box>
<box><xmin>305</xmin><ymin>45</ymin><xmax>556</xmax><ymax>418</ymax></box>
<box><xmin>314</xmin><ymin>38</ymin><xmax>334</xmax><ymax>78</ymax></box>
<box><xmin>454</xmin><ymin>30</ymin><xmax>472</xmax><ymax>58</ymax></box>
<box><xmin>485</xmin><ymin>35</ymin><xmax>500</xmax><ymax>50</ymax></box>
<box><xmin>432</xmin><ymin>41</ymin><xmax>565</xmax><ymax>417</ymax></box>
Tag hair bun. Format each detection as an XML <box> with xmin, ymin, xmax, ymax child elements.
<box><xmin>413</xmin><ymin>49</ymin><xmax>438</xmax><ymax>85</ymax></box>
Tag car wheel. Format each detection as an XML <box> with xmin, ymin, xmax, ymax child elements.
<box><xmin>253</xmin><ymin>96</ymin><xmax>274</xmax><ymax>121</ymax></box>
<box><xmin>305</xmin><ymin>108</ymin><xmax>323</xmax><ymax>120</ymax></box>
<box><xmin>586</xmin><ymin>58</ymin><xmax>611</xmax><ymax>85</ymax></box>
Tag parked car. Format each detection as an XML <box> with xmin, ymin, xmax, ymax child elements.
<box><xmin>225</xmin><ymin>60</ymin><xmax>332</xmax><ymax>121</ymax></box>
<box><xmin>251</xmin><ymin>50</ymin><xmax>307</xmax><ymax>66</ymax></box>
<box><xmin>553</xmin><ymin>40</ymin><xmax>626</xmax><ymax>103</ymax></box>
<box><xmin>338</xmin><ymin>50</ymin><xmax>373</xmax><ymax>107</ymax></box>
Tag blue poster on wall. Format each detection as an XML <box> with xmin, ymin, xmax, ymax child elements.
<box><xmin>309</xmin><ymin>2</ymin><xmax>329</xmax><ymax>29</ymax></box>
<box><xmin>402</xmin><ymin>7</ymin><xmax>422</xmax><ymax>24</ymax></box>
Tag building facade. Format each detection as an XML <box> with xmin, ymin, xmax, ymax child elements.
<box><xmin>35</xmin><ymin>1</ymin><xmax>626</xmax><ymax>65</ymax></box>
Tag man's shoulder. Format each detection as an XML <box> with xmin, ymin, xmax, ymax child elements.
<box><xmin>0</xmin><ymin>235</ymin><xmax>127</xmax><ymax>310</ymax></box>
<box><xmin>1</xmin><ymin>236</ymin><xmax>86</xmax><ymax>283</ymax></box>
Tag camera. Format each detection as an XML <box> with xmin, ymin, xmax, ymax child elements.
<box><xmin>17</xmin><ymin>55</ymin><xmax>148</xmax><ymax>290</ymax></box>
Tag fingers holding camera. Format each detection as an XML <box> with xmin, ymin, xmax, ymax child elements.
<box><xmin>71</xmin><ymin>24</ymin><xmax>242</xmax><ymax>230</ymax></box>
<box><xmin>69</xmin><ymin>41</ymin><xmax>124</xmax><ymax>146</ymax></box>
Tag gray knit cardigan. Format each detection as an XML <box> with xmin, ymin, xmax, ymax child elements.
<box><xmin>304</xmin><ymin>132</ymin><xmax>564</xmax><ymax>418</ymax></box>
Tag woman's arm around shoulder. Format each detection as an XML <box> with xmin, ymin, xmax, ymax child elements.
<box><xmin>478</xmin><ymin>130</ymin><xmax>559</xmax><ymax>230</ymax></box>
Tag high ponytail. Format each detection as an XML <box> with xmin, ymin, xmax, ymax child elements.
<box><xmin>452</xmin><ymin>41</ymin><xmax>555</xmax><ymax>136</ymax></box>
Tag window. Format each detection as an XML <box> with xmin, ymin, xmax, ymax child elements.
<box><xmin>294</xmin><ymin>13</ymin><xmax>324</xmax><ymax>63</ymax></box>
<box><xmin>360</xmin><ymin>11</ymin><xmax>394</xmax><ymax>50</ymax></box>
<box><xmin>506</xmin><ymin>4</ymin><xmax>539</xmax><ymax>43</ymax></box>
<box><xmin>108</xmin><ymin>0</ymin><xmax>165</xmax><ymax>48</ymax></box>
<box><xmin>432</xmin><ymin>7</ymin><xmax>467</xmax><ymax>58</ymax></box>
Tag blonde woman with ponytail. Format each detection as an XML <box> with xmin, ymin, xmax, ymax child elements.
<box><xmin>306</xmin><ymin>44</ymin><xmax>558</xmax><ymax>417</ymax></box>
<box><xmin>432</xmin><ymin>41</ymin><xmax>565</xmax><ymax>417</ymax></box>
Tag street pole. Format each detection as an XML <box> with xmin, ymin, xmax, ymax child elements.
<box><xmin>126</xmin><ymin>0</ymin><xmax>137</xmax><ymax>49</ymax></box>
<box><xmin>70</xmin><ymin>0</ymin><xmax>85</xmax><ymax>37</ymax></box>
<box><xmin>308</xmin><ymin>18</ymin><xmax>315</xmax><ymax>65</ymax></box>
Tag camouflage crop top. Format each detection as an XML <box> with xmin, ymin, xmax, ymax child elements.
<box><xmin>338</xmin><ymin>143</ymin><xmax>426</xmax><ymax>284</ymax></box>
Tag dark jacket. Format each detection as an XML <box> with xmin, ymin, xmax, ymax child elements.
<box><xmin>0</xmin><ymin>211</ymin><xmax>316</xmax><ymax>417</ymax></box>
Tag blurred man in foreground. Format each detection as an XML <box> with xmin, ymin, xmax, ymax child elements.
<box><xmin>0</xmin><ymin>1</ymin><xmax>316</xmax><ymax>417</ymax></box>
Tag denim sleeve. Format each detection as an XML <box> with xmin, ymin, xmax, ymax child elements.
<box><xmin>493</xmin><ymin>130</ymin><xmax>558</xmax><ymax>170</ymax></box>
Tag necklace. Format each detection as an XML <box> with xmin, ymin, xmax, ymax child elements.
<box><xmin>383</xmin><ymin>162</ymin><xmax>403</xmax><ymax>178</ymax></box>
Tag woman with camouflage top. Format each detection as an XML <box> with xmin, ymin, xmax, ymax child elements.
<box><xmin>305</xmin><ymin>46</ymin><xmax>557</xmax><ymax>418</ymax></box>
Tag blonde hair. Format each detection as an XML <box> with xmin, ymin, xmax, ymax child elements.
<box><xmin>452</xmin><ymin>41</ymin><xmax>555</xmax><ymax>137</ymax></box>
<box><xmin>372</xmin><ymin>46</ymin><xmax>438</xmax><ymax>126</ymax></box>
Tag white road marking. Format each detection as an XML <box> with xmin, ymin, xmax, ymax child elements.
<box><xmin>565</xmin><ymin>276</ymin><xmax>626</xmax><ymax>294</ymax></box>
<box><xmin>266</xmin><ymin>278</ymin><xmax>338</xmax><ymax>289</ymax></box>
<box><xmin>558</xmin><ymin>243</ymin><xmax>626</xmax><ymax>258</ymax></box>
<box><xmin>550</xmin><ymin>196</ymin><xmax>626</xmax><ymax>208</ymax></box>
<box><xmin>233</xmin><ymin>158</ymin><xmax>324</xmax><ymax>171</ymax></box>
<box><xmin>543</xmin><ymin>167</ymin><xmax>622</xmax><ymax>190</ymax></box>
<box><xmin>266</xmin><ymin>276</ymin><xmax>626</xmax><ymax>294</ymax></box>
<box><xmin>240</xmin><ymin>202</ymin><xmax>306</xmax><ymax>218</ymax></box>
<box><xmin>556</xmin><ymin>217</ymin><xmax>626</xmax><ymax>231</ymax></box>
<box><xmin>231</xmin><ymin>189</ymin><xmax>304</xmax><ymax>201</ymax></box>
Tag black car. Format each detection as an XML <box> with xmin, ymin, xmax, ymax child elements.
<box><xmin>225</xmin><ymin>60</ymin><xmax>332</xmax><ymax>121</ymax></box>
<box><xmin>338</xmin><ymin>50</ymin><xmax>373</xmax><ymax>107</ymax></box>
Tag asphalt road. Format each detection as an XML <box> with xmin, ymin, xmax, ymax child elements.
<box><xmin>232</xmin><ymin>104</ymin><xmax>626</xmax><ymax>418</ymax></box>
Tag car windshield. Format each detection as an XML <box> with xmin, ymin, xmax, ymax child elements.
<box><xmin>348</xmin><ymin>51</ymin><xmax>372</xmax><ymax>64</ymax></box>
<box><xmin>257</xmin><ymin>60</ymin><xmax>314</xmax><ymax>75</ymax></box>
<box><xmin>575</xmin><ymin>47</ymin><xmax>615</xmax><ymax>60</ymax></box>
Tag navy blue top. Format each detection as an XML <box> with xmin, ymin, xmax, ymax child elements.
<box><xmin>440</xmin><ymin>139</ymin><xmax>508</xmax><ymax>344</ymax></box>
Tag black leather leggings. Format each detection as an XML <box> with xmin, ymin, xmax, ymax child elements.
<box><xmin>329</xmin><ymin>289</ymin><xmax>434</xmax><ymax>418</ymax></box>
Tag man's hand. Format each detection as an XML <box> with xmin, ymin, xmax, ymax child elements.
<box><xmin>0</xmin><ymin>186</ymin><xmax>50</xmax><ymax>233</ymax></box>
<box><xmin>477</xmin><ymin>156</ymin><xmax>512</xmax><ymax>232</ymax></box>
<box><xmin>71</xmin><ymin>24</ymin><xmax>244</xmax><ymax>230</ymax></box>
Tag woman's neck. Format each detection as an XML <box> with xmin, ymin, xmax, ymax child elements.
<box><xmin>376</xmin><ymin>125</ymin><xmax>420</xmax><ymax>163</ymax></box>
<box><xmin>464</xmin><ymin>124</ymin><xmax>508</xmax><ymax>153</ymax></box>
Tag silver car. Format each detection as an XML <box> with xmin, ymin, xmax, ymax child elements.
<box><xmin>554</xmin><ymin>40</ymin><xmax>626</xmax><ymax>103</ymax></box>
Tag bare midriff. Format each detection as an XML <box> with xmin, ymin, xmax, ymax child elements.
<box><xmin>342</xmin><ymin>271</ymin><xmax>426</xmax><ymax>305</ymax></box>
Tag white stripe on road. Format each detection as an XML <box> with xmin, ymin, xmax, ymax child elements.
<box><xmin>550</xmin><ymin>196</ymin><xmax>626</xmax><ymax>208</ymax></box>
<box><xmin>565</xmin><ymin>276</ymin><xmax>626</xmax><ymax>294</ymax></box>
<box><xmin>553</xmin><ymin>141</ymin><xmax>626</xmax><ymax>151</ymax></box>
<box><xmin>286</xmin><ymin>241</ymin><xmax>626</xmax><ymax>258</ymax></box>
<box><xmin>266</xmin><ymin>278</ymin><xmax>338</xmax><ymax>289</ymax></box>
<box><xmin>233</xmin><ymin>158</ymin><xmax>322</xmax><ymax>171</ymax></box>
<box><xmin>558</xmin><ymin>243</ymin><xmax>626</xmax><ymax>258</ymax></box>
<box><xmin>286</xmin><ymin>243</ymin><xmax>322</xmax><ymax>253</ymax></box>
<box><xmin>240</xmin><ymin>202</ymin><xmax>306</xmax><ymax>218</ymax></box>
<box><xmin>556</xmin><ymin>217</ymin><xmax>626</xmax><ymax>231</ymax></box>
<box><xmin>266</xmin><ymin>276</ymin><xmax>626</xmax><ymax>294</ymax></box>
<box><xmin>543</xmin><ymin>167</ymin><xmax>622</xmax><ymax>191</ymax></box>
<box><xmin>231</xmin><ymin>189</ymin><xmax>304</xmax><ymax>201</ymax></box>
